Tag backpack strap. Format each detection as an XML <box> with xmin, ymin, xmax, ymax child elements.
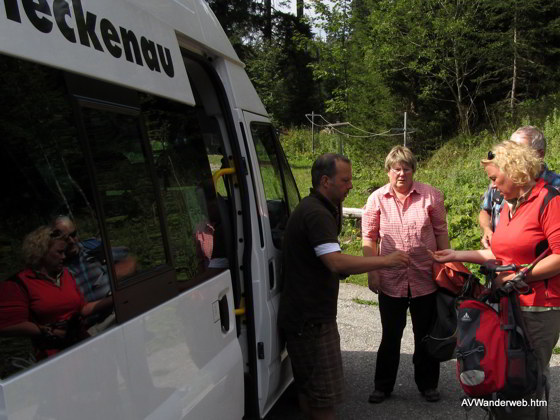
<box><xmin>539</xmin><ymin>185</ymin><xmax>560</xmax><ymax>218</ymax></box>
<box><xmin>508</xmin><ymin>293</ymin><xmax>548</xmax><ymax>420</ymax></box>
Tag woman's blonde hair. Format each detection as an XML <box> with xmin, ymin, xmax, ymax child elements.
<box><xmin>21</xmin><ymin>225</ymin><xmax>64</xmax><ymax>269</ymax></box>
<box><xmin>481</xmin><ymin>140</ymin><xmax>542</xmax><ymax>186</ymax></box>
<box><xmin>384</xmin><ymin>146</ymin><xmax>417</xmax><ymax>173</ymax></box>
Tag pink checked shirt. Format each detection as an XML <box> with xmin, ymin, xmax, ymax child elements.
<box><xmin>362</xmin><ymin>181</ymin><xmax>448</xmax><ymax>298</ymax></box>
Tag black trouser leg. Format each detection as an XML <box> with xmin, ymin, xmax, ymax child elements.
<box><xmin>374</xmin><ymin>292</ymin><xmax>408</xmax><ymax>393</ymax></box>
<box><xmin>410</xmin><ymin>291</ymin><xmax>440</xmax><ymax>392</ymax></box>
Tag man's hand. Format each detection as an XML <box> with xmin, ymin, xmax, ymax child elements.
<box><xmin>368</xmin><ymin>271</ymin><xmax>380</xmax><ymax>294</ymax></box>
<box><xmin>115</xmin><ymin>256</ymin><xmax>137</xmax><ymax>279</ymax></box>
<box><xmin>481</xmin><ymin>228</ymin><xmax>493</xmax><ymax>249</ymax></box>
<box><xmin>385</xmin><ymin>250</ymin><xmax>409</xmax><ymax>267</ymax></box>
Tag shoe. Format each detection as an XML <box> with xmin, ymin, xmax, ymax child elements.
<box><xmin>421</xmin><ymin>389</ymin><xmax>440</xmax><ymax>402</ymax></box>
<box><xmin>368</xmin><ymin>390</ymin><xmax>391</xmax><ymax>404</ymax></box>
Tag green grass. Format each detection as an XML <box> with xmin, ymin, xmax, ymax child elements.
<box><xmin>553</xmin><ymin>347</ymin><xmax>560</xmax><ymax>355</ymax></box>
<box><xmin>352</xmin><ymin>297</ymin><xmax>378</xmax><ymax>306</ymax></box>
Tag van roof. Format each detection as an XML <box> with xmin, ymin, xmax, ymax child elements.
<box><xmin>134</xmin><ymin>0</ymin><xmax>243</xmax><ymax>66</ymax></box>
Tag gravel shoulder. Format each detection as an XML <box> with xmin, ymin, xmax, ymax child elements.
<box><xmin>336</xmin><ymin>283</ymin><xmax>560</xmax><ymax>420</ymax></box>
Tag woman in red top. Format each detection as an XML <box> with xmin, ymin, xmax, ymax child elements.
<box><xmin>0</xmin><ymin>226</ymin><xmax>113</xmax><ymax>359</ymax></box>
<box><xmin>433</xmin><ymin>140</ymin><xmax>560</xmax><ymax>419</ymax></box>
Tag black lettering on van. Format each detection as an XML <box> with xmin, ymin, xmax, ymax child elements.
<box><xmin>73</xmin><ymin>0</ymin><xmax>102</xmax><ymax>51</ymax></box>
<box><xmin>4</xmin><ymin>0</ymin><xmax>21</xmax><ymax>22</ymax></box>
<box><xmin>53</xmin><ymin>0</ymin><xmax>76</xmax><ymax>43</ymax></box>
<box><xmin>22</xmin><ymin>0</ymin><xmax>52</xmax><ymax>33</ymax></box>
<box><xmin>2</xmin><ymin>0</ymin><xmax>175</xmax><ymax>79</ymax></box>
<box><xmin>100</xmin><ymin>18</ymin><xmax>121</xmax><ymax>58</ymax></box>
<box><xmin>158</xmin><ymin>45</ymin><xmax>174</xmax><ymax>78</ymax></box>
<box><xmin>120</xmin><ymin>27</ymin><xmax>142</xmax><ymax>65</ymax></box>
<box><xmin>141</xmin><ymin>37</ymin><xmax>160</xmax><ymax>72</ymax></box>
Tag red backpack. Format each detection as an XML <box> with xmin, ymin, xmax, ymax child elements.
<box><xmin>455</xmin><ymin>259</ymin><xmax>547</xmax><ymax>406</ymax></box>
<box><xmin>456</xmin><ymin>292</ymin><xmax>540</xmax><ymax>398</ymax></box>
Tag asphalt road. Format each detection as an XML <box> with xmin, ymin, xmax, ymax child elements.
<box><xmin>266</xmin><ymin>283</ymin><xmax>560</xmax><ymax>420</ymax></box>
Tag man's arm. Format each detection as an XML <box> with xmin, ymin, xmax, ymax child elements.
<box><xmin>81</xmin><ymin>296</ymin><xmax>113</xmax><ymax>317</ymax></box>
<box><xmin>479</xmin><ymin>185</ymin><xmax>495</xmax><ymax>248</ymax></box>
<box><xmin>319</xmin><ymin>249</ymin><xmax>408</xmax><ymax>275</ymax></box>
<box><xmin>479</xmin><ymin>210</ymin><xmax>493</xmax><ymax>249</ymax></box>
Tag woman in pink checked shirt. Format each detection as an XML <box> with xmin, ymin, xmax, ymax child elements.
<box><xmin>362</xmin><ymin>146</ymin><xmax>450</xmax><ymax>404</ymax></box>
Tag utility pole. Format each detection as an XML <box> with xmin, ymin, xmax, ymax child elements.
<box><xmin>311</xmin><ymin>111</ymin><xmax>315</xmax><ymax>155</ymax></box>
<box><xmin>403</xmin><ymin>111</ymin><xmax>407</xmax><ymax>147</ymax></box>
<box><xmin>326</xmin><ymin>122</ymin><xmax>350</xmax><ymax>155</ymax></box>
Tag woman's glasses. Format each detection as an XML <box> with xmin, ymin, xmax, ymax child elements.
<box><xmin>487</xmin><ymin>151</ymin><xmax>495</xmax><ymax>160</ymax></box>
<box><xmin>390</xmin><ymin>167</ymin><xmax>412</xmax><ymax>175</ymax></box>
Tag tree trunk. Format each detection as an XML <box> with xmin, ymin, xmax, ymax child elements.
<box><xmin>264</xmin><ymin>0</ymin><xmax>272</xmax><ymax>40</ymax></box>
<box><xmin>510</xmin><ymin>5</ymin><xmax>518</xmax><ymax>121</ymax></box>
<box><xmin>297</xmin><ymin>0</ymin><xmax>304</xmax><ymax>19</ymax></box>
<box><xmin>454</xmin><ymin>44</ymin><xmax>470</xmax><ymax>135</ymax></box>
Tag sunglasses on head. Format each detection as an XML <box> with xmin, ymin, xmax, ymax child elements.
<box><xmin>49</xmin><ymin>229</ymin><xmax>78</xmax><ymax>239</ymax></box>
<box><xmin>487</xmin><ymin>151</ymin><xmax>495</xmax><ymax>160</ymax></box>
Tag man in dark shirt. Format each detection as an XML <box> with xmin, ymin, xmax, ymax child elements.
<box><xmin>278</xmin><ymin>153</ymin><xmax>409</xmax><ymax>420</ymax></box>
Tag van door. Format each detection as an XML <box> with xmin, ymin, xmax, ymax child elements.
<box><xmin>240</xmin><ymin>111</ymin><xmax>300</xmax><ymax>417</ymax></box>
<box><xmin>0</xmin><ymin>54</ymin><xmax>244</xmax><ymax>420</ymax></box>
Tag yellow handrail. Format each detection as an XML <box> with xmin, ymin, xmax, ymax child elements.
<box><xmin>212</xmin><ymin>168</ymin><xmax>236</xmax><ymax>190</ymax></box>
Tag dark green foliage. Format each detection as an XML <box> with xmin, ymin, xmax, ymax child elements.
<box><xmin>208</xmin><ymin>0</ymin><xmax>560</xmax><ymax>148</ymax></box>
<box><xmin>208</xmin><ymin>1</ymin><xmax>323</xmax><ymax>128</ymax></box>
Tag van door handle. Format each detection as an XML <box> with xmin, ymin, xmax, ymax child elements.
<box><xmin>218</xmin><ymin>295</ymin><xmax>230</xmax><ymax>333</ymax></box>
<box><xmin>269</xmin><ymin>259</ymin><xmax>275</xmax><ymax>289</ymax></box>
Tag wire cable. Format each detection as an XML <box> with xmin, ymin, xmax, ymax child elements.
<box><xmin>305</xmin><ymin>113</ymin><xmax>414</xmax><ymax>138</ymax></box>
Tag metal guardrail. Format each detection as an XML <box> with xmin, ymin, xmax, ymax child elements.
<box><xmin>342</xmin><ymin>207</ymin><xmax>363</xmax><ymax>218</ymax></box>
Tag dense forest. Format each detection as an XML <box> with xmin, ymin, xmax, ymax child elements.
<box><xmin>208</xmin><ymin>0</ymin><xmax>560</xmax><ymax>280</ymax></box>
<box><xmin>208</xmin><ymin>0</ymin><xmax>560</xmax><ymax>144</ymax></box>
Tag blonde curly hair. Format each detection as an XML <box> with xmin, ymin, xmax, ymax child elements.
<box><xmin>21</xmin><ymin>226</ymin><xmax>65</xmax><ymax>269</ymax></box>
<box><xmin>384</xmin><ymin>146</ymin><xmax>417</xmax><ymax>173</ymax></box>
<box><xmin>481</xmin><ymin>140</ymin><xmax>542</xmax><ymax>186</ymax></box>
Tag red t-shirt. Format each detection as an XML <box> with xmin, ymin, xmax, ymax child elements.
<box><xmin>0</xmin><ymin>268</ymin><xmax>86</xmax><ymax>340</ymax></box>
<box><xmin>491</xmin><ymin>179</ymin><xmax>560</xmax><ymax>307</ymax></box>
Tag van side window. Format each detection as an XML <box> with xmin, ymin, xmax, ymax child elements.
<box><xmin>141</xmin><ymin>95</ymin><xmax>230</xmax><ymax>287</ymax></box>
<box><xmin>250</xmin><ymin>123</ymin><xmax>291</xmax><ymax>249</ymax></box>
<box><xmin>277</xmin><ymin>144</ymin><xmax>300</xmax><ymax>214</ymax></box>
<box><xmin>81</xmin><ymin>108</ymin><xmax>167</xmax><ymax>278</ymax></box>
<box><xmin>0</xmin><ymin>54</ymin><xmax>114</xmax><ymax>379</ymax></box>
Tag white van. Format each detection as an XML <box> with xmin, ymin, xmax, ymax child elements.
<box><xmin>0</xmin><ymin>0</ymin><xmax>298</xmax><ymax>418</ymax></box>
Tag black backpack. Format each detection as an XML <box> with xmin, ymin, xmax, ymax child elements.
<box><xmin>422</xmin><ymin>269</ymin><xmax>483</xmax><ymax>362</ymax></box>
